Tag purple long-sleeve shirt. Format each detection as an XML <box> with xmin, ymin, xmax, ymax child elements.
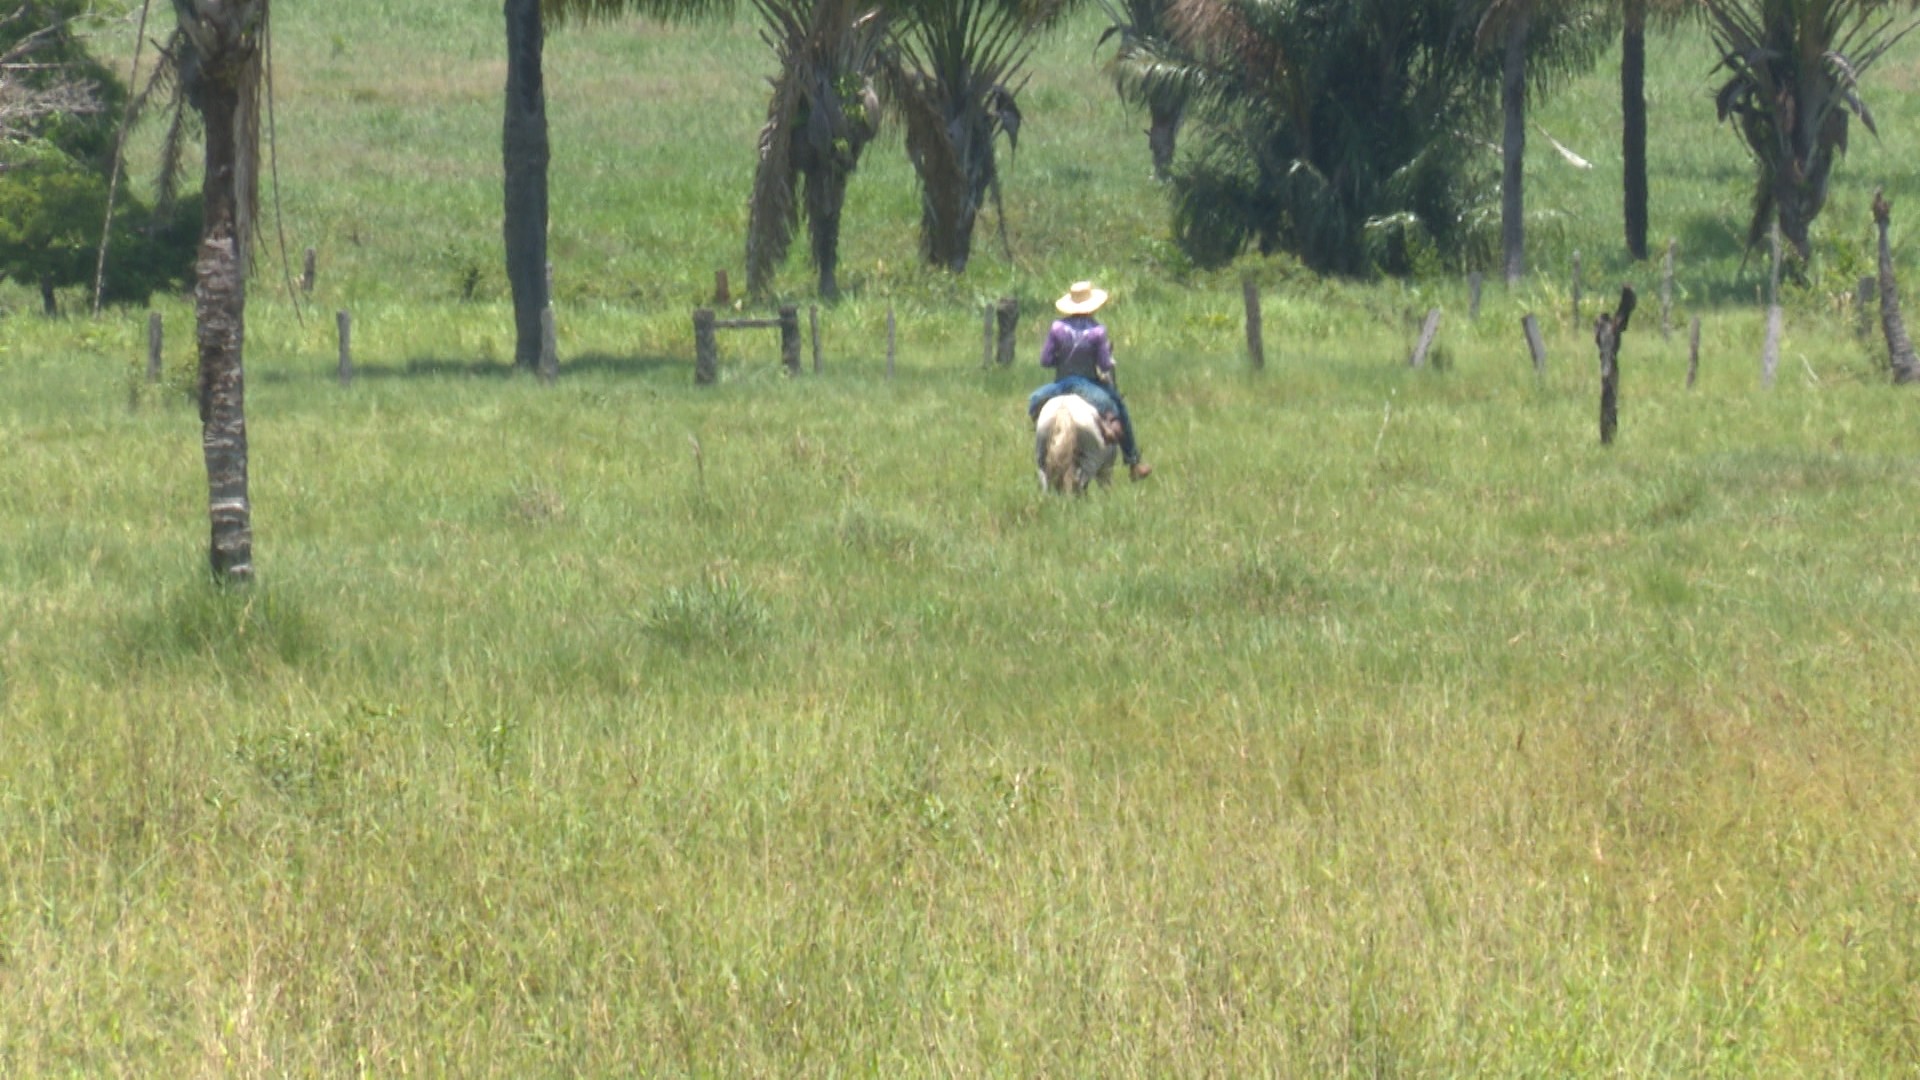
<box><xmin>1039</xmin><ymin>315</ymin><xmax>1114</xmax><ymax>381</ymax></box>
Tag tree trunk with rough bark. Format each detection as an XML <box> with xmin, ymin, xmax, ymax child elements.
<box><xmin>1595</xmin><ymin>286</ymin><xmax>1636</xmax><ymax>446</ymax></box>
<box><xmin>1500</xmin><ymin>14</ymin><xmax>1529</xmax><ymax>285</ymax></box>
<box><xmin>1873</xmin><ymin>189</ymin><xmax>1920</xmax><ymax>383</ymax></box>
<box><xmin>196</xmin><ymin>59</ymin><xmax>253</xmax><ymax>582</ymax></box>
<box><xmin>503</xmin><ymin>0</ymin><xmax>550</xmax><ymax>372</ymax></box>
<box><xmin>1621</xmin><ymin>0</ymin><xmax>1648</xmax><ymax>261</ymax></box>
<box><xmin>804</xmin><ymin>165</ymin><xmax>848</xmax><ymax>300</ymax></box>
<box><xmin>1147</xmin><ymin>98</ymin><xmax>1181</xmax><ymax>181</ymax></box>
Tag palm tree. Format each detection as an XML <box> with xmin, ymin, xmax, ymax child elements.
<box><xmin>1620</xmin><ymin>0</ymin><xmax>1696</xmax><ymax>260</ymax></box>
<box><xmin>1703</xmin><ymin>0</ymin><xmax>1920</xmax><ymax>261</ymax></box>
<box><xmin>744</xmin><ymin>0</ymin><xmax>887</xmax><ymax>299</ymax></box>
<box><xmin>1096</xmin><ymin>0</ymin><xmax>1186</xmax><ymax>180</ymax></box>
<box><xmin>169</xmin><ymin>0</ymin><xmax>267</xmax><ymax>583</ymax></box>
<box><xmin>1136</xmin><ymin>0</ymin><xmax>1501</xmax><ymax>275</ymax></box>
<box><xmin>1622</xmin><ymin>0</ymin><xmax>1649</xmax><ymax>259</ymax></box>
<box><xmin>1473</xmin><ymin>0</ymin><xmax>1610</xmax><ymax>284</ymax></box>
<box><xmin>879</xmin><ymin>0</ymin><xmax>1065</xmax><ymax>273</ymax></box>
<box><xmin>504</xmin><ymin>0</ymin><xmax>548</xmax><ymax>371</ymax></box>
<box><xmin>509</xmin><ymin>0</ymin><xmax>729</xmax><ymax>372</ymax></box>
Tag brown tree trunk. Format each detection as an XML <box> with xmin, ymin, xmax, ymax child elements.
<box><xmin>503</xmin><ymin>0</ymin><xmax>550</xmax><ymax>371</ymax></box>
<box><xmin>1500</xmin><ymin>15</ymin><xmax>1529</xmax><ymax>285</ymax></box>
<box><xmin>39</xmin><ymin>277</ymin><xmax>57</xmax><ymax>316</ymax></box>
<box><xmin>196</xmin><ymin>67</ymin><xmax>253</xmax><ymax>582</ymax></box>
<box><xmin>1873</xmin><ymin>190</ymin><xmax>1920</xmax><ymax>383</ymax></box>
<box><xmin>1594</xmin><ymin>286</ymin><xmax>1636</xmax><ymax>446</ymax></box>
<box><xmin>1621</xmin><ymin>0</ymin><xmax>1648</xmax><ymax>261</ymax></box>
<box><xmin>1147</xmin><ymin>98</ymin><xmax>1182</xmax><ymax>181</ymax></box>
<box><xmin>804</xmin><ymin>165</ymin><xmax>848</xmax><ymax>300</ymax></box>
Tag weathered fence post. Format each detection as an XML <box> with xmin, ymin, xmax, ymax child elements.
<box><xmin>1409</xmin><ymin>308</ymin><xmax>1443</xmax><ymax>368</ymax></box>
<box><xmin>300</xmin><ymin>246</ymin><xmax>317</xmax><ymax>296</ymax></box>
<box><xmin>1243</xmin><ymin>277</ymin><xmax>1265</xmax><ymax>369</ymax></box>
<box><xmin>337</xmin><ymin>310</ymin><xmax>353</xmax><ymax>386</ymax></box>
<box><xmin>146</xmin><ymin>311</ymin><xmax>163</xmax><ymax>384</ymax></box>
<box><xmin>1661</xmin><ymin>239</ymin><xmax>1675</xmax><ymax>339</ymax></box>
<box><xmin>539</xmin><ymin>307</ymin><xmax>558</xmax><ymax>384</ymax></box>
<box><xmin>809</xmin><ymin>304</ymin><xmax>821</xmax><ymax>374</ymax></box>
<box><xmin>1762</xmin><ymin>222</ymin><xmax>1782</xmax><ymax>388</ymax></box>
<box><xmin>1595</xmin><ymin>285</ymin><xmax>1637</xmax><ymax>446</ymax></box>
<box><xmin>1872</xmin><ymin>188</ymin><xmax>1920</xmax><ymax>383</ymax></box>
<box><xmin>886</xmin><ymin>300</ymin><xmax>896</xmax><ymax>381</ymax></box>
<box><xmin>1570</xmin><ymin>250</ymin><xmax>1583</xmax><ymax>329</ymax></box>
<box><xmin>994</xmin><ymin>297</ymin><xmax>1019</xmax><ymax>366</ymax></box>
<box><xmin>1468</xmin><ymin>272</ymin><xmax>1483</xmax><ymax>321</ymax></box>
<box><xmin>693</xmin><ymin>307</ymin><xmax>718</xmax><ymax>385</ymax></box>
<box><xmin>779</xmin><ymin>305</ymin><xmax>801</xmax><ymax>375</ymax></box>
<box><xmin>1522</xmin><ymin>313</ymin><xmax>1547</xmax><ymax>376</ymax></box>
<box><xmin>1687</xmin><ymin>315</ymin><xmax>1701</xmax><ymax>390</ymax></box>
<box><xmin>714</xmin><ymin>269</ymin><xmax>731</xmax><ymax>306</ymax></box>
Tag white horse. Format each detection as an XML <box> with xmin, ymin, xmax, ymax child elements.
<box><xmin>1034</xmin><ymin>394</ymin><xmax>1119</xmax><ymax>494</ymax></box>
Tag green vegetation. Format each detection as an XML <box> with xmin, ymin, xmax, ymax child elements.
<box><xmin>0</xmin><ymin>0</ymin><xmax>195</xmax><ymax>313</ymax></box>
<box><xmin>5</xmin><ymin>0</ymin><xmax>1920</xmax><ymax>1072</ymax></box>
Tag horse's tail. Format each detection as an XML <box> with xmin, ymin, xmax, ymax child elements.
<box><xmin>1042</xmin><ymin>405</ymin><xmax>1082</xmax><ymax>494</ymax></box>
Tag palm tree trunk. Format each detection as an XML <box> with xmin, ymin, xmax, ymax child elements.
<box><xmin>1147</xmin><ymin>98</ymin><xmax>1182</xmax><ymax>181</ymax></box>
<box><xmin>1621</xmin><ymin>0</ymin><xmax>1648</xmax><ymax>261</ymax></box>
<box><xmin>503</xmin><ymin>0</ymin><xmax>550</xmax><ymax>372</ymax></box>
<box><xmin>196</xmin><ymin>71</ymin><xmax>253</xmax><ymax>583</ymax></box>
<box><xmin>804</xmin><ymin>166</ymin><xmax>848</xmax><ymax>300</ymax></box>
<box><xmin>1501</xmin><ymin>13</ymin><xmax>1529</xmax><ymax>285</ymax></box>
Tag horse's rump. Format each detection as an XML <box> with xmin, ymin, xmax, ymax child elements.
<box><xmin>1034</xmin><ymin>394</ymin><xmax>1116</xmax><ymax>494</ymax></box>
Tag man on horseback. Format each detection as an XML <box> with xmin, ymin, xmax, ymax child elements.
<box><xmin>1026</xmin><ymin>280</ymin><xmax>1152</xmax><ymax>481</ymax></box>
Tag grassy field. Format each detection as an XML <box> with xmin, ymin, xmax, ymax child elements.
<box><xmin>6</xmin><ymin>1</ymin><xmax>1920</xmax><ymax>1074</ymax></box>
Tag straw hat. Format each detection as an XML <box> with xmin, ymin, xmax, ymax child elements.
<box><xmin>1055</xmin><ymin>281</ymin><xmax>1109</xmax><ymax>316</ymax></box>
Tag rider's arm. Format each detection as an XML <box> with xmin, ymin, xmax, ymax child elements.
<box><xmin>1038</xmin><ymin>321</ymin><xmax>1065</xmax><ymax>369</ymax></box>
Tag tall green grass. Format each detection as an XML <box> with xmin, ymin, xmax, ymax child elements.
<box><xmin>5</xmin><ymin>2</ymin><xmax>1920</xmax><ymax>1074</ymax></box>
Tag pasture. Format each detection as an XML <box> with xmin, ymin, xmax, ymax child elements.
<box><xmin>4</xmin><ymin>1</ymin><xmax>1920</xmax><ymax>1073</ymax></box>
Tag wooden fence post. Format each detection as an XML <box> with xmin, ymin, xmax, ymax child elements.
<box><xmin>1522</xmin><ymin>313</ymin><xmax>1547</xmax><ymax>376</ymax></box>
<box><xmin>1762</xmin><ymin>222</ymin><xmax>1782</xmax><ymax>388</ymax></box>
<box><xmin>146</xmin><ymin>311</ymin><xmax>162</xmax><ymax>384</ymax></box>
<box><xmin>693</xmin><ymin>308</ymin><xmax>717</xmax><ymax>385</ymax></box>
<box><xmin>1243</xmin><ymin>278</ymin><xmax>1265</xmax><ymax>369</ymax></box>
<box><xmin>1570</xmin><ymin>250</ymin><xmax>1583</xmax><ymax>329</ymax></box>
<box><xmin>1409</xmin><ymin>308</ymin><xmax>1442</xmax><ymax>368</ymax></box>
<box><xmin>1661</xmin><ymin>239</ymin><xmax>1675</xmax><ymax>338</ymax></box>
<box><xmin>886</xmin><ymin>301</ymin><xmax>896</xmax><ymax>380</ymax></box>
<box><xmin>336</xmin><ymin>310</ymin><xmax>353</xmax><ymax>386</ymax></box>
<box><xmin>779</xmin><ymin>305</ymin><xmax>801</xmax><ymax>375</ymax></box>
<box><xmin>1687</xmin><ymin>315</ymin><xmax>1701</xmax><ymax>390</ymax></box>
<box><xmin>539</xmin><ymin>307</ymin><xmax>558</xmax><ymax>384</ymax></box>
<box><xmin>300</xmin><ymin>247</ymin><xmax>316</xmax><ymax>296</ymax></box>
<box><xmin>1596</xmin><ymin>286</ymin><xmax>1637</xmax><ymax>446</ymax></box>
<box><xmin>714</xmin><ymin>269</ymin><xmax>730</xmax><ymax>306</ymax></box>
<box><xmin>994</xmin><ymin>297</ymin><xmax>1019</xmax><ymax>366</ymax></box>
<box><xmin>809</xmin><ymin>304</ymin><xmax>821</xmax><ymax>374</ymax></box>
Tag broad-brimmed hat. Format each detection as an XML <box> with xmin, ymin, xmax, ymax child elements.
<box><xmin>1055</xmin><ymin>281</ymin><xmax>1109</xmax><ymax>316</ymax></box>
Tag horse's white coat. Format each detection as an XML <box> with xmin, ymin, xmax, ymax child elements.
<box><xmin>1034</xmin><ymin>395</ymin><xmax>1117</xmax><ymax>494</ymax></box>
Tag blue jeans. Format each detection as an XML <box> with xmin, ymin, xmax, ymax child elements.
<box><xmin>1028</xmin><ymin>374</ymin><xmax>1140</xmax><ymax>465</ymax></box>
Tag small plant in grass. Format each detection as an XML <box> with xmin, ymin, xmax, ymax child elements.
<box><xmin>639</xmin><ymin>573</ymin><xmax>772</xmax><ymax>654</ymax></box>
<box><xmin>231</xmin><ymin>706</ymin><xmax>384</xmax><ymax>817</ymax></box>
